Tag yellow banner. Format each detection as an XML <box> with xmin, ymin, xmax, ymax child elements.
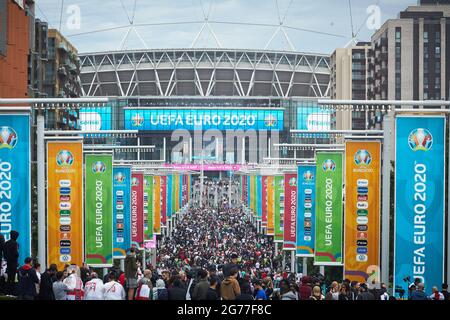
<box><xmin>267</xmin><ymin>176</ymin><xmax>275</xmax><ymax>235</ymax></box>
<box><xmin>344</xmin><ymin>141</ymin><xmax>381</xmax><ymax>282</ymax></box>
<box><xmin>47</xmin><ymin>141</ymin><xmax>83</xmax><ymax>270</ymax></box>
<box><xmin>154</xmin><ymin>176</ymin><xmax>161</xmax><ymax>235</ymax></box>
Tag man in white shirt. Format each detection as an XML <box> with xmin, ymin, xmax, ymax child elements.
<box><xmin>84</xmin><ymin>272</ymin><xmax>104</xmax><ymax>300</ymax></box>
<box><xmin>103</xmin><ymin>273</ymin><xmax>126</xmax><ymax>300</ymax></box>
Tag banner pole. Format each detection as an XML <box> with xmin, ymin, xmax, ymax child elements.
<box><xmin>37</xmin><ymin>111</ymin><xmax>46</xmax><ymax>270</ymax></box>
<box><xmin>381</xmin><ymin>113</ymin><xmax>393</xmax><ymax>286</ymax></box>
<box><xmin>303</xmin><ymin>257</ymin><xmax>308</xmax><ymax>276</ymax></box>
<box><xmin>120</xmin><ymin>259</ymin><xmax>125</xmax><ymax>272</ymax></box>
<box><xmin>290</xmin><ymin>251</ymin><xmax>295</xmax><ymax>274</ymax></box>
<box><xmin>447</xmin><ymin>114</ymin><xmax>450</xmax><ymax>284</ymax></box>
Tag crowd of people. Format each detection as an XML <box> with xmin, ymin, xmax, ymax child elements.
<box><xmin>1</xmin><ymin>179</ymin><xmax>450</xmax><ymax>300</ymax></box>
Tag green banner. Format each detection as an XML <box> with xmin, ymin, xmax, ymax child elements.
<box><xmin>314</xmin><ymin>152</ymin><xmax>343</xmax><ymax>266</ymax></box>
<box><xmin>144</xmin><ymin>175</ymin><xmax>154</xmax><ymax>240</ymax></box>
<box><xmin>252</xmin><ymin>175</ymin><xmax>257</xmax><ymax>217</ymax></box>
<box><xmin>274</xmin><ymin>175</ymin><xmax>284</xmax><ymax>242</ymax></box>
<box><xmin>85</xmin><ymin>154</ymin><xmax>113</xmax><ymax>267</ymax></box>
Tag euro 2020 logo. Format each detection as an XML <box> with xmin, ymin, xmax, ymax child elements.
<box><xmin>289</xmin><ymin>177</ymin><xmax>297</xmax><ymax>187</ymax></box>
<box><xmin>132</xmin><ymin>114</ymin><xmax>144</xmax><ymax>127</ymax></box>
<box><xmin>354</xmin><ymin>149</ymin><xmax>372</xmax><ymax>166</ymax></box>
<box><xmin>0</xmin><ymin>127</ymin><xmax>18</xmax><ymax>150</ymax></box>
<box><xmin>131</xmin><ymin>177</ymin><xmax>140</xmax><ymax>187</ymax></box>
<box><xmin>322</xmin><ymin>159</ymin><xmax>336</xmax><ymax>172</ymax></box>
<box><xmin>56</xmin><ymin>150</ymin><xmax>74</xmax><ymax>166</ymax></box>
<box><xmin>408</xmin><ymin>128</ymin><xmax>433</xmax><ymax>152</ymax></box>
<box><xmin>303</xmin><ymin>171</ymin><xmax>314</xmax><ymax>182</ymax></box>
<box><xmin>114</xmin><ymin>171</ymin><xmax>126</xmax><ymax>183</ymax></box>
<box><xmin>92</xmin><ymin>161</ymin><xmax>106</xmax><ymax>174</ymax></box>
<box><xmin>264</xmin><ymin>114</ymin><xmax>278</xmax><ymax>128</ymax></box>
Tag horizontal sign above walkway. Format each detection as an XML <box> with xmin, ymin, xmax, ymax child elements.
<box><xmin>164</xmin><ymin>164</ymin><xmax>245</xmax><ymax>171</ymax></box>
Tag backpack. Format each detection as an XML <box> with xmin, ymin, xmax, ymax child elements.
<box><xmin>153</xmin><ymin>288</ymin><xmax>168</xmax><ymax>300</ymax></box>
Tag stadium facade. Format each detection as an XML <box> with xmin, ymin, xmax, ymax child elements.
<box><xmin>77</xmin><ymin>49</ymin><xmax>332</xmax><ymax>165</ymax></box>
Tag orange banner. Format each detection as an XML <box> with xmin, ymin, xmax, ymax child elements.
<box><xmin>267</xmin><ymin>176</ymin><xmax>275</xmax><ymax>235</ymax></box>
<box><xmin>344</xmin><ymin>141</ymin><xmax>381</xmax><ymax>282</ymax></box>
<box><xmin>154</xmin><ymin>176</ymin><xmax>161</xmax><ymax>235</ymax></box>
<box><xmin>47</xmin><ymin>141</ymin><xmax>83</xmax><ymax>270</ymax></box>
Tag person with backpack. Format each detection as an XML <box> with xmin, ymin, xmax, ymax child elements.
<box><xmin>17</xmin><ymin>257</ymin><xmax>40</xmax><ymax>300</ymax></box>
<box><xmin>153</xmin><ymin>279</ymin><xmax>169</xmax><ymax>300</ymax></box>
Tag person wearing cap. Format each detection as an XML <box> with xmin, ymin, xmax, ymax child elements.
<box><xmin>17</xmin><ymin>257</ymin><xmax>40</xmax><ymax>300</ymax></box>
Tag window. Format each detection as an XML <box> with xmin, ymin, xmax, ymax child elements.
<box><xmin>424</xmin><ymin>31</ymin><xmax>429</xmax><ymax>43</ymax></box>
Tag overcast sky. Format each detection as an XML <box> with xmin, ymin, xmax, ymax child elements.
<box><xmin>35</xmin><ymin>0</ymin><xmax>416</xmax><ymax>54</ymax></box>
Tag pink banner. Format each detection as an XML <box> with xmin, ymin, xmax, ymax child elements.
<box><xmin>164</xmin><ymin>164</ymin><xmax>243</xmax><ymax>171</ymax></box>
<box><xmin>144</xmin><ymin>235</ymin><xmax>157</xmax><ymax>249</ymax></box>
<box><xmin>161</xmin><ymin>176</ymin><xmax>167</xmax><ymax>226</ymax></box>
<box><xmin>262</xmin><ymin>176</ymin><xmax>268</xmax><ymax>228</ymax></box>
<box><xmin>283</xmin><ymin>173</ymin><xmax>297</xmax><ymax>251</ymax></box>
<box><xmin>131</xmin><ymin>172</ymin><xmax>144</xmax><ymax>248</ymax></box>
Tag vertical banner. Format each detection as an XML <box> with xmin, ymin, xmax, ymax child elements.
<box><xmin>113</xmin><ymin>166</ymin><xmax>131</xmax><ymax>259</ymax></box>
<box><xmin>167</xmin><ymin>175</ymin><xmax>173</xmax><ymax>220</ymax></box>
<box><xmin>161</xmin><ymin>176</ymin><xmax>167</xmax><ymax>227</ymax></box>
<box><xmin>144</xmin><ymin>175</ymin><xmax>154</xmax><ymax>241</ymax></box>
<box><xmin>47</xmin><ymin>141</ymin><xmax>82</xmax><ymax>269</ymax></box>
<box><xmin>296</xmin><ymin>165</ymin><xmax>316</xmax><ymax>257</ymax></box>
<box><xmin>153</xmin><ymin>176</ymin><xmax>161</xmax><ymax>235</ymax></box>
<box><xmin>262</xmin><ymin>176</ymin><xmax>268</xmax><ymax>228</ymax></box>
<box><xmin>267</xmin><ymin>176</ymin><xmax>275</xmax><ymax>236</ymax></box>
<box><xmin>274</xmin><ymin>175</ymin><xmax>284</xmax><ymax>242</ymax></box>
<box><xmin>283</xmin><ymin>172</ymin><xmax>297</xmax><ymax>250</ymax></box>
<box><xmin>131</xmin><ymin>172</ymin><xmax>144</xmax><ymax>248</ymax></box>
<box><xmin>314</xmin><ymin>152</ymin><xmax>343</xmax><ymax>266</ymax></box>
<box><xmin>257</xmin><ymin>175</ymin><xmax>262</xmax><ymax>221</ymax></box>
<box><xmin>85</xmin><ymin>154</ymin><xmax>113</xmax><ymax>267</ymax></box>
<box><xmin>344</xmin><ymin>141</ymin><xmax>381</xmax><ymax>281</ymax></box>
<box><xmin>0</xmin><ymin>114</ymin><xmax>31</xmax><ymax>266</ymax></box>
<box><xmin>394</xmin><ymin>116</ymin><xmax>445</xmax><ymax>297</ymax></box>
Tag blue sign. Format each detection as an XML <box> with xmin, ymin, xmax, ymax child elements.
<box><xmin>79</xmin><ymin>106</ymin><xmax>112</xmax><ymax>131</ymax></box>
<box><xmin>167</xmin><ymin>175</ymin><xmax>173</xmax><ymax>220</ymax></box>
<box><xmin>113</xmin><ymin>167</ymin><xmax>131</xmax><ymax>258</ymax></box>
<box><xmin>394</xmin><ymin>116</ymin><xmax>445</xmax><ymax>297</ymax></box>
<box><xmin>124</xmin><ymin>109</ymin><xmax>284</xmax><ymax>131</ymax></box>
<box><xmin>256</xmin><ymin>175</ymin><xmax>262</xmax><ymax>220</ymax></box>
<box><xmin>297</xmin><ymin>107</ymin><xmax>330</xmax><ymax>131</ymax></box>
<box><xmin>0</xmin><ymin>114</ymin><xmax>31</xmax><ymax>265</ymax></box>
<box><xmin>296</xmin><ymin>165</ymin><xmax>315</xmax><ymax>257</ymax></box>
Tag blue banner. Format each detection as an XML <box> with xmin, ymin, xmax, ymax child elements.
<box><xmin>79</xmin><ymin>106</ymin><xmax>112</xmax><ymax>131</ymax></box>
<box><xmin>0</xmin><ymin>114</ymin><xmax>31</xmax><ymax>265</ymax></box>
<box><xmin>124</xmin><ymin>109</ymin><xmax>284</xmax><ymax>131</ymax></box>
<box><xmin>113</xmin><ymin>167</ymin><xmax>131</xmax><ymax>258</ymax></box>
<box><xmin>257</xmin><ymin>175</ymin><xmax>262</xmax><ymax>220</ymax></box>
<box><xmin>394</xmin><ymin>116</ymin><xmax>445</xmax><ymax>298</ymax></box>
<box><xmin>167</xmin><ymin>175</ymin><xmax>173</xmax><ymax>220</ymax></box>
<box><xmin>296</xmin><ymin>165</ymin><xmax>316</xmax><ymax>257</ymax></box>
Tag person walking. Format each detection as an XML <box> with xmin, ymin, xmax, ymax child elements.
<box><xmin>84</xmin><ymin>272</ymin><xmax>104</xmax><ymax>300</ymax></box>
<box><xmin>441</xmin><ymin>284</ymin><xmax>450</xmax><ymax>300</ymax></box>
<box><xmin>192</xmin><ymin>269</ymin><xmax>209</xmax><ymax>300</ymax></box>
<box><xmin>429</xmin><ymin>286</ymin><xmax>445</xmax><ymax>300</ymax></box>
<box><xmin>220</xmin><ymin>268</ymin><xmax>241</xmax><ymax>300</ymax></box>
<box><xmin>38</xmin><ymin>264</ymin><xmax>57</xmax><ymax>300</ymax></box>
<box><xmin>17</xmin><ymin>257</ymin><xmax>39</xmax><ymax>300</ymax></box>
<box><xmin>410</xmin><ymin>283</ymin><xmax>428</xmax><ymax>300</ymax></box>
<box><xmin>279</xmin><ymin>279</ymin><xmax>297</xmax><ymax>300</ymax></box>
<box><xmin>103</xmin><ymin>273</ymin><xmax>126</xmax><ymax>300</ymax></box>
<box><xmin>253</xmin><ymin>280</ymin><xmax>267</xmax><ymax>300</ymax></box>
<box><xmin>53</xmin><ymin>271</ymin><xmax>69</xmax><ymax>300</ymax></box>
<box><xmin>168</xmin><ymin>278</ymin><xmax>187</xmax><ymax>300</ymax></box>
<box><xmin>205</xmin><ymin>277</ymin><xmax>219</xmax><ymax>300</ymax></box>
<box><xmin>309</xmin><ymin>286</ymin><xmax>324</xmax><ymax>300</ymax></box>
<box><xmin>4</xmin><ymin>230</ymin><xmax>19</xmax><ymax>295</ymax></box>
<box><xmin>64</xmin><ymin>265</ymin><xmax>84</xmax><ymax>300</ymax></box>
<box><xmin>125</xmin><ymin>248</ymin><xmax>138</xmax><ymax>300</ymax></box>
<box><xmin>153</xmin><ymin>279</ymin><xmax>169</xmax><ymax>300</ymax></box>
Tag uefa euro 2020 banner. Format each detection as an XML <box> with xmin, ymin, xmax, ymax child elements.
<box><xmin>85</xmin><ymin>154</ymin><xmax>113</xmax><ymax>267</ymax></box>
<box><xmin>344</xmin><ymin>141</ymin><xmax>381</xmax><ymax>282</ymax></box>
<box><xmin>153</xmin><ymin>176</ymin><xmax>162</xmax><ymax>235</ymax></box>
<box><xmin>257</xmin><ymin>175</ymin><xmax>262</xmax><ymax>221</ymax></box>
<box><xmin>161</xmin><ymin>176</ymin><xmax>167</xmax><ymax>227</ymax></box>
<box><xmin>47</xmin><ymin>141</ymin><xmax>83</xmax><ymax>270</ymax></box>
<box><xmin>113</xmin><ymin>166</ymin><xmax>131</xmax><ymax>259</ymax></box>
<box><xmin>266</xmin><ymin>176</ymin><xmax>275</xmax><ymax>236</ymax></box>
<box><xmin>314</xmin><ymin>152</ymin><xmax>343</xmax><ymax>266</ymax></box>
<box><xmin>144</xmin><ymin>175</ymin><xmax>154</xmax><ymax>241</ymax></box>
<box><xmin>131</xmin><ymin>172</ymin><xmax>144</xmax><ymax>247</ymax></box>
<box><xmin>283</xmin><ymin>172</ymin><xmax>297</xmax><ymax>251</ymax></box>
<box><xmin>394</xmin><ymin>116</ymin><xmax>445</xmax><ymax>297</ymax></box>
<box><xmin>262</xmin><ymin>176</ymin><xmax>268</xmax><ymax>228</ymax></box>
<box><xmin>0</xmin><ymin>114</ymin><xmax>31</xmax><ymax>266</ymax></box>
<box><xmin>296</xmin><ymin>165</ymin><xmax>316</xmax><ymax>257</ymax></box>
<box><xmin>274</xmin><ymin>175</ymin><xmax>284</xmax><ymax>243</ymax></box>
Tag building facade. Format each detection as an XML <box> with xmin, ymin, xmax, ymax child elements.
<box><xmin>0</xmin><ymin>0</ymin><xmax>30</xmax><ymax>98</ymax></box>
<box><xmin>330</xmin><ymin>42</ymin><xmax>371</xmax><ymax>130</ymax></box>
